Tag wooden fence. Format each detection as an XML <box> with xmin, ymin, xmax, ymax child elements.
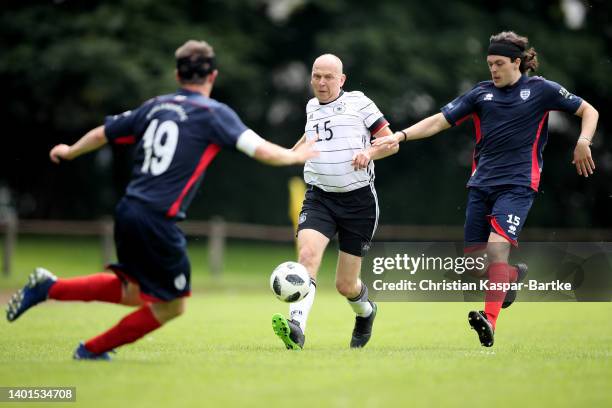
<box><xmin>1</xmin><ymin>216</ymin><xmax>611</xmax><ymax>276</ymax></box>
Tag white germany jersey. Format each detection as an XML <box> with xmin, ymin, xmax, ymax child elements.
<box><xmin>303</xmin><ymin>91</ymin><xmax>388</xmax><ymax>193</ymax></box>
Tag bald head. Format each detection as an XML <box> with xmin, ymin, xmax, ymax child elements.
<box><xmin>312</xmin><ymin>54</ymin><xmax>343</xmax><ymax>75</ymax></box>
<box><xmin>311</xmin><ymin>54</ymin><xmax>346</xmax><ymax>103</ymax></box>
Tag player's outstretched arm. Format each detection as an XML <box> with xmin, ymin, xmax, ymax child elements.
<box><xmin>254</xmin><ymin>139</ymin><xmax>318</xmax><ymax>166</ymax></box>
<box><xmin>372</xmin><ymin>112</ymin><xmax>451</xmax><ymax>149</ymax></box>
<box><xmin>291</xmin><ymin>134</ymin><xmax>306</xmax><ymax>151</ymax></box>
<box><xmin>572</xmin><ymin>100</ymin><xmax>599</xmax><ymax>178</ymax></box>
<box><xmin>49</xmin><ymin>125</ymin><xmax>108</xmax><ymax>164</ymax></box>
<box><xmin>236</xmin><ymin>130</ymin><xmax>318</xmax><ymax>166</ymax></box>
<box><xmin>351</xmin><ymin>126</ymin><xmax>398</xmax><ymax>170</ymax></box>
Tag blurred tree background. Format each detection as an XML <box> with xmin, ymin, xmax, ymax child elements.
<box><xmin>1</xmin><ymin>0</ymin><xmax>610</xmax><ymax>227</ymax></box>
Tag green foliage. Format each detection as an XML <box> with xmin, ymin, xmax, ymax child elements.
<box><xmin>2</xmin><ymin>0</ymin><xmax>610</xmax><ymax>226</ymax></box>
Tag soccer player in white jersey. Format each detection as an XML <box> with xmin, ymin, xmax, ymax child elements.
<box><xmin>272</xmin><ymin>54</ymin><xmax>399</xmax><ymax>349</ymax></box>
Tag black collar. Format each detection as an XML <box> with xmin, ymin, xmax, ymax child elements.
<box><xmin>320</xmin><ymin>89</ymin><xmax>344</xmax><ymax>105</ymax></box>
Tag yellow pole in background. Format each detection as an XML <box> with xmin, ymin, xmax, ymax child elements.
<box><xmin>288</xmin><ymin>177</ymin><xmax>306</xmax><ymax>256</ymax></box>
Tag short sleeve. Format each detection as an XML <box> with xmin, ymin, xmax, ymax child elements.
<box><xmin>541</xmin><ymin>80</ymin><xmax>583</xmax><ymax>114</ymax></box>
<box><xmin>441</xmin><ymin>87</ymin><xmax>479</xmax><ymax>127</ymax></box>
<box><xmin>358</xmin><ymin>95</ymin><xmax>389</xmax><ymax>135</ymax></box>
<box><xmin>209</xmin><ymin>104</ymin><xmax>249</xmax><ymax>148</ymax></box>
<box><xmin>104</xmin><ymin>102</ymin><xmax>150</xmax><ymax>145</ymax></box>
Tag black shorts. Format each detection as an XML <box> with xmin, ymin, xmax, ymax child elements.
<box><xmin>109</xmin><ymin>197</ymin><xmax>191</xmax><ymax>302</ymax></box>
<box><xmin>297</xmin><ymin>184</ymin><xmax>379</xmax><ymax>257</ymax></box>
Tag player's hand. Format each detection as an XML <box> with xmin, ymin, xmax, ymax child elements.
<box><xmin>49</xmin><ymin>144</ymin><xmax>73</xmax><ymax>164</ymax></box>
<box><xmin>351</xmin><ymin>151</ymin><xmax>371</xmax><ymax>170</ymax></box>
<box><xmin>372</xmin><ymin>133</ymin><xmax>401</xmax><ymax>149</ymax></box>
<box><xmin>572</xmin><ymin>138</ymin><xmax>595</xmax><ymax>177</ymax></box>
<box><xmin>293</xmin><ymin>139</ymin><xmax>319</xmax><ymax>164</ymax></box>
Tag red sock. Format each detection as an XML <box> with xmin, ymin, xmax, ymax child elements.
<box><xmin>48</xmin><ymin>273</ymin><xmax>122</xmax><ymax>303</ymax></box>
<box><xmin>484</xmin><ymin>262</ymin><xmax>514</xmax><ymax>329</ymax></box>
<box><xmin>85</xmin><ymin>305</ymin><xmax>161</xmax><ymax>354</ymax></box>
<box><xmin>508</xmin><ymin>265</ymin><xmax>518</xmax><ymax>283</ymax></box>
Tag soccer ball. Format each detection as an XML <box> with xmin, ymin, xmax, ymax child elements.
<box><xmin>270</xmin><ymin>261</ymin><xmax>310</xmax><ymax>302</ymax></box>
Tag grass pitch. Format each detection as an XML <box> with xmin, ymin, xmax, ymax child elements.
<box><xmin>0</xmin><ymin>237</ymin><xmax>610</xmax><ymax>408</ymax></box>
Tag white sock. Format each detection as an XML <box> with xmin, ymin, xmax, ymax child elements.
<box><xmin>348</xmin><ymin>281</ymin><xmax>372</xmax><ymax>317</ymax></box>
<box><xmin>289</xmin><ymin>279</ymin><xmax>316</xmax><ymax>332</ymax></box>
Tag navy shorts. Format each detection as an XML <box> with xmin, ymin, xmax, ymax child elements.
<box><xmin>296</xmin><ymin>184</ymin><xmax>378</xmax><ymax>257</ymax></box>
<box><xmin>109</xmin><ymin>198</ymin><xmax>191</xmax><ymax>302</ymax></box>
<box><xmin>464</xmin><ymin>185</ymin><xmax>536</xmax><ymax>247</ymax></box>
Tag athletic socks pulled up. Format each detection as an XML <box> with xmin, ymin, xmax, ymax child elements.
<box><xmin>289</xmin><ymin>278</ymin><xmax>316</xmax><ymax>332</ymax></box>
<box><xmin>48</xmin><ymin>273</ymin><xmax>122</xmax><ymax>303</ymax></box>
<box><xmin>84</xmin><ymin>305</ymin><xmax>161</xmax><ymax>354</ymax></box>
<box><xmin>484</xmin><ymin>262</ymin><xmax>518</xmax><ymax>329</ymax></box>
<box><xmin>348</xmin><ymin>281</ymin><xmax>373</xmax><ymax>318</ymax></box>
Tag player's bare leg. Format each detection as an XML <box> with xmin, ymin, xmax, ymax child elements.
<box><xmin>150</xmin><ymin>297</ymin><xmax>186</xmax><ymax>323</ymax></box>
<box><xmin>336</xmin><ymin>251</ymin><xmax>377</xmax><ymax>348</ymax></box>
<box><xmin>272</xmin><ymin>229</ymin><xmax>328</xmax><ymax>350</ymax></box>
<box><xmin>120</xmin><ymin>281</ymin><xmax>147</xmax><ymax>306</ymax></box>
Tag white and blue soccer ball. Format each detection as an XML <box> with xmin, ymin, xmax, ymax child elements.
<box><xmin>270</xmin><ymin>261</ymin><xmax>310</xmax><ymax>303</ymax></box>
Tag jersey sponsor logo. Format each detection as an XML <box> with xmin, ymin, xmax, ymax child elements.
<box><xmin>483</xmin><ymin>93</ymin><xmax>493</xmax><ymax>101</ymax></box>
<box><xmin>113</xmin><ymin>110</ymin><xmax>132</xmax><ymax>120</ymax></box>
<box><xmin>520</xmin><ymin>89</ymin><xmax>531</xmax><ymax>100</ymax></box>
<box><xmin>559</xmin><ymin>87</ymin><xmax>574</xmax><ymax>100</ymax></box>
<box><xmin>146</xmin><ymin>103</ymin><xmax>188</xmax><ymax>121</ymax></box>
<box><xmin>174</xmin><ymin>274</ymin><xmax>187</xmax><ymax>290</ymax></box>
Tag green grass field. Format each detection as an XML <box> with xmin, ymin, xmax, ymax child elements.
<box><xmin>1</xmin><ymin>236</ymin><xmax>611</xmax><ymax>408</ymax></box>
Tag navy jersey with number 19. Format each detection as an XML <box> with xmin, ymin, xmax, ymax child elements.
<box><xmin>104</xmin><ymin>88</ymin><xmax>248</xmax><ymax>220</ymax></box>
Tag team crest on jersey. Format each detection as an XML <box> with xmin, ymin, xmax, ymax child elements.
<box><xmin>333</xmin><ymin>104</ymin><xmax>346</xmax><ymax>114</ymax></box>
<box><xmin>520</xmin><ymin>89</ymin><xmax>531</xmax><ymax>100</ymax></box>
<box><xmin>174</xmin><ymin>274</ymin><xmax>187</xmax><ymax>290</ymax></box>
<box><xmin>483</xmin><ymin>93</ymin><xmax>493</xmax><ymax>101</ymax></box>
<box><xmin>298</xmin><ymin>212</ymin><xmax>307</xmax><ymax>224</ymax></box>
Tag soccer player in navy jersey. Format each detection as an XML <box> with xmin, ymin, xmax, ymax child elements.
<box><xmin>372</xmin><ymin>31</ymin><xmax>599</xmax><ymax>347</ymax></box>
<box><xmin>5</xmin><ymin>39</ymin><xmax>317</xmax><ymax>360</ymax></box>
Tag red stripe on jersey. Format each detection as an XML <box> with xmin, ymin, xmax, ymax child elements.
<box><xmin>456</xmin><ymin>114</ymin><xmax>472</xmax><ymax>126</ymax></box>
<box><xmin>114</xmin><ymin>135</ymin><xmax>136</xmax><ymax>145</ymax></box>
<box><xmin>530</xmin><ymin>112</ymin><xmax>549</xmax><ymax>191</ymax></box>
<box><xmin>370</xmin><ymin>119</ymin><xmax>389</xmax><ymax>136</ymax></box>
<box><xmin>487</xmin><ymin>215</ymin><xmax>518</xmax><ymax>247</ymax></box>
<box><xmin>471</xmin><ymin>113</ymin><xmax>482</xmax><ymax>175</ymax></box>
<box><xmin>167</xmin><ymin>144</ymin><xmax>221</xmax><ymax>218</ymax></box>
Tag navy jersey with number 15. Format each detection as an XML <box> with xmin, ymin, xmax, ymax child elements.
<box><xmin>441</xmin><ymin>75</ymin><xmax>582</xmax><ymax>191</ymax></box>
<box><xmin>104</xmin><ymin>88</ymin><xmax>248</xmax><ymax>220</ymax></box>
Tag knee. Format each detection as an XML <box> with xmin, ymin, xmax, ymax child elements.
<box><xmin>171</xmin><ymin>299</ymin><xmax>186</xmax><ymax>319</ymax></box>
<box><xmin>298</xmin><ymin>246</ymin><xmax>318</xmax><ymax>269</ymax></box>
<box><xmin>335</xmin><ymin>280</ymin><xmax>358</xmax><ymax>298</ymax></box>
<box><xmin>152</xmin><ymin>298</ymin><xmax>186</xmax><ymax>323</ymax></box>
<box><xmin>486</xmin><ymin>247</ymin><xmax>508</xmax><ymax>264</ymax></box>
